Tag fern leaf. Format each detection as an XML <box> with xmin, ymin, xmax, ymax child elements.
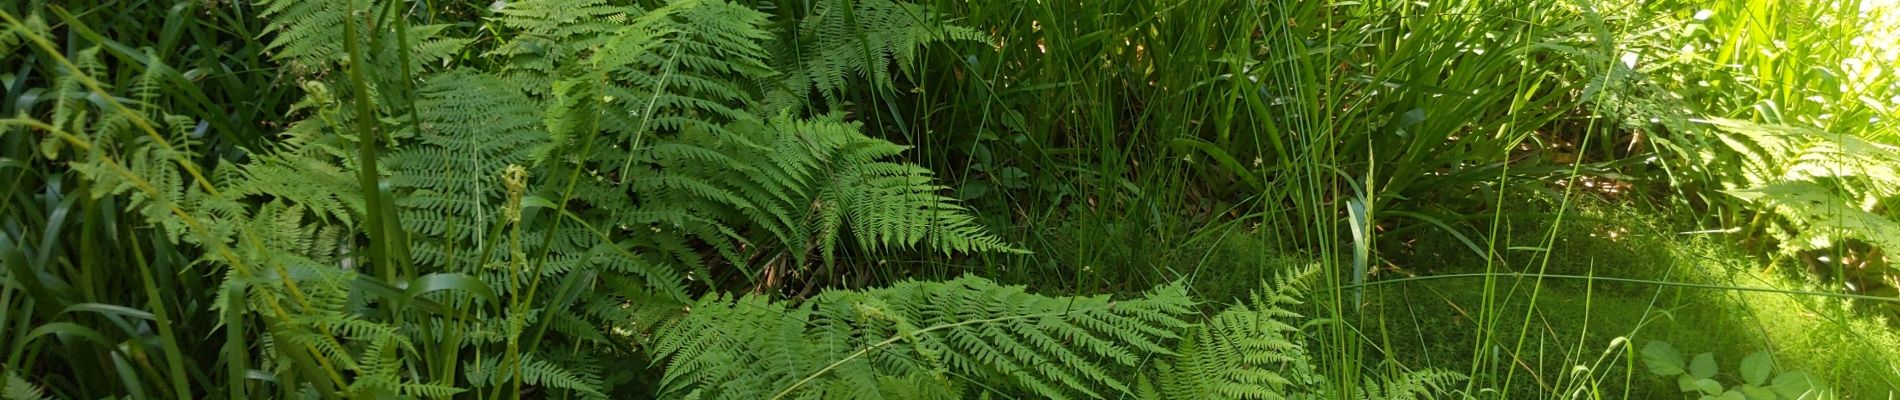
<box><xmin>652</xmin><ymin>276</ymin><xmax>1195</xmax><ymax>399</ymax></box>
<box><xmin>0</xmin><ymin>372</ymin><xmax>51</xmax><ymax>400</ymax></box>
<box><xmin>778</xmin><ymin>0</ymin><xmax>985</xmax><ymax>107</ymax></box>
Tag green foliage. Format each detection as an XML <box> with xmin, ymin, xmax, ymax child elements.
<box><xmin>257</xmin><ymin>0</ymin><xmax>467</xmax><ymax>76</ymax></box>
<box><xmin>1146</xmin><ymin>268</ymin><xmax>1324</xmax><ymax>399</ymax></box>
<box><xmin>734</xmin><ymin>114</ymin><xmax>1025</xmax><ymax>268</ymax></box>
<box><xmin>1</xmin><ymin>372</ymin><xmax>51</xmax><ymax>400</ymax></box>
<box><xmin>8</xmin><ymin>0</ymin><xmax>1900</xmax><ymax>398</ymax></box>
<box><xmin>1601</xmin><ymin>0</ymin><xmax>1900</xmax><ymax>295</ymax></box>
<box><xmin>649</xmin><ymin>265</ymin><xmax>1468</xmax><ymax>400</ymax></box>
<box><xmin>1142</xmin><ymin>266</ymin><xmax>1465</xmax><ymax>400</ymax></box>
<box><xmin>387</xmin><ymin>70</ymin><xmax>547</xmax><ymax>268</ymax></box>
<box><xmin>654</xmin><ymin>275</ymin><xmax>1195</xmax><ymax>399</ymax></box>
<box><xmin>1705</xmin><ymin>118</ymin><xmax>1900</xmax><ymax>258</ymax></box>
<box><xmin>1641</xmin><ymin>341</ymin><xmax>1832</xmax><ymax>399</ymax></box>
<box><xmin>774</xmin><ymin>0</ymin><xmax>985</xmax><ymax>107</ymax></box>
<box><xmin>6</xmin><ymin>0</ymin><xmax>1019</xmax><ymax>397</ymax></box>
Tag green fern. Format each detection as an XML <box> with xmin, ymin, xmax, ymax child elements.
<box><xmin>776</xmin><ymin>0</ymin><xmax>985</xmax><ymax>107</ymax></box>
<box><xmin>388</xmin><ymin>69</ymin><xmax>548</xmax><ymax>269</ymax></box>
<box><xmin>0</xmin><ymin>371</ymin><xmax>50</xmax><ymax>400</ymax></box>
<box><xmin>463</xmin><ymin>353</ymin><xmax>607</xmax><ymax>399</ymax></box>
<box><xmin>16</xmin><ymin>1</ymin><xmax>1031</xmax><ymax>398</ymax></box>
<box><xmin>1347</xmin><ymin>369</ymin><xmax>1468</xmax><ymax>400</ymax></box>
<box><xmin>1144</xmin><ymin>267</ymin><xmax>1322</xmax><ymax>400</ymax></box>
<box><xmin>257</xmin><ymin>0</ymin><xmax>467</xmax><ymax>77</ymax></box>
<box><xmin>1141</xmin><ymin>266</ymin><xmax>1466</xmax><ymax>400</ymax></box>
<box><xmin>652</xmin><ymin>275</ymin><xmax>1197</xmax><ymax>399</ymax></box>
<box><xmin>255</xmin><ymin>0</ymin><xmax>358</xmax><ymax>73</ymax></box>
<box><xmin>1705</xmin><ymin>118</ymin><xmax>1900</xmax><ymax>269</ymax></box>
<box><xmin>487</xmin><ymin>0</ymin><xmax>1014</xmax><ymax>279</ymax></box>
<box><xmin>730</xmin><ymin>114</ymin><xmax>1025</xmax><ymax>269</ymax></box>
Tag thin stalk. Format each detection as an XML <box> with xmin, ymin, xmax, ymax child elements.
<box><xmin>341</xmin><ymin>0</ymin><xmax>395</xmax><ymax>282</ymax></box>
<box><xmin>131</xmin><ymin>237</ymin><xmax>192</xmax><ymax>400</ymax></box>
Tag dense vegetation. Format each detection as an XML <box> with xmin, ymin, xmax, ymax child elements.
<box><xmin>2</xmin><ymin>0</ymin><xmax>1897</xmax><ymax>398</ymax></box>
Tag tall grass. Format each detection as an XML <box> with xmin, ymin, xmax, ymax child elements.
<box><xmin>1</xmin><ymin>1</ymin><xmax>284</xmax><ymax>397</ymax></box>
<box><xmin>881</xmin><ymin>0</ymin><xmax>1900</xmax><ymax>396</ymax></box>
<box><xmin>3</xmin><ymin>0</ymin><xmax>1898</xmax><ymax>398</ymax></box>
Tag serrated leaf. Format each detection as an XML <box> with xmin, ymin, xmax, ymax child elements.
<box><xmin>1689</xmin><ymin>353</ymin><xmax>1718</xmax><ymax>379</ymax></box>
<box><xmin>1739</xmin><ymin>352</ymin><xmax>1771</xmax><ymax>386</ymax></box>
<box><xmin>1644</xmin><ymin>341</ymin><xmax>1687</xmax><ymax>376</ymax></box>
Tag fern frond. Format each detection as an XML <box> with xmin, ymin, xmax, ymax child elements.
<box><xmin>465</xmin><ymin>354</ymin><xmax>607</xmax><ymax>398</ymax></box>
<box><xmin>1726</xmin><ymin>181</ymin><xmax>1900</xmax><ymax>253</ymax></box>
<box><xmin>0</xmin><ymin>371</ymin><xmax>51</xmax><ymax>400</ymax></box>
<box><xmin>1143</xmin><ymin>267</ymin><xmax>1467</xmax><ymax>400</ymax></box>
<box><xmin>255</xmin><ymin>0</ymin><xmax>356</xmax><ymax>73</ymax></box>
<box><xmin>1147</xmin><ymin>267</ymin><xmax>1319</xmax><ymax>400</ymax></box>
<box><xmin>778</xmin><ymin>0</ymin><xmax>984</xmax><ymax>108</ymax></box>
<box><xmin>1352</xmin><ymin>369</ymin><xmax>1467</xmax><ymax>400</ymax></box>
<box><xmin>387</xmin><ymin>69</ymin><xmax>547</xmax><ymax>271</ymax></box>
<box><xmin>1706</xmin><ymin>118</ymin><xmax>1900</xmax><ymax>256</ymax></box>
<box><xmin>653</xmin><ymin>276</ymin><xmax>1195</xmax><ymax>399</ymax></box>
<box><xmin>258</xmin><ymin>0</ymin><xmax>467</xmax><ymax>77</ymax></box>
<box><xmin>740</xmin><ymin>115</ymin><xmax>1023</xmax><ymax>268</ymax></box>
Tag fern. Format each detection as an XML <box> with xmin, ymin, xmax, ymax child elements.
<box><xmin>463</xmin><ymin>353</ymin><xmax>607</xmax><ymax>399</ymax></box>
<box><xmin>486</xmin><ymin>0</ymin><xmax>1014</xmax><ymax>280</ymax></box>
<box><xmin>1728</xmin><ymin>181</ymin><xmax>1900</xmax><ymax>256</ymax></box>
<box><xmin>726</xmin><ymin>114</ymin><xmax>1024</xmax><ymax>269</ymax></box>
<box><xmin>1141</xmin><ymin>266</ymin><xmax>1466</xmax><ymax>400</ymax></box>
<box><xmin>255</xmin><ymin>0</ymin><xmax>357</xmax><ymax>73</ymax></box>
<box><xmin>257</xmin><ymin>0</ymin><xmax>467</xmax><ymax>77</ymax></box>
<box><xmin>18</xmin><ymin>0</ymin><xmax>1026</xmax><ymax>398</ymax></box>
<box><xmin>1145</xmin><ymin>268</ymin><xmax>1322</xmax><ymax>400</ymax></box>
<box><xmin>1705</xmin><ymin>118</ymin><xmax>1900</xmax><ymax>270</ymax></box>
<box><xmin>776</xmin><ymin>0</ymin><xmax>985</xmax><ymax>108</ymax></box>
<box><xmin>652</xmin><ymin>276</ymin><xmax>1197</xmax><ymax>399</ymax></box>
<box><xmin>388</xmin><ymin>70</ymin><xmax>548</xmax><ymax>269</ymax></box>
<box><xmin>0</xmin><ymin>372</ymin><xmax>50</xmax><ymax>400</ymax></box>
<box><xmin>1347</xmin><ymin>369</ymin><xmax>1468</xmax><ymax>400</ymax></box>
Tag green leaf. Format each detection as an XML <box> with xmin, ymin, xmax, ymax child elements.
<box><xmin>404</xmin><ymin>273</ymin><xmax>499</xmax><ymax>304</ymax></box>
<box><xmin>1738</xmin><ymin>384</ymin><xmax>1776</xmax><ymax>400</ymax></box>
<box><xmin>996</xmin><ymin>167</ymin><xmax>1029</xmax><ymax>189</ymax></box>
<box><xmin>1689</xmin><ymin>352</ymin><xmax>1718</xmax><ymax>379</ymax></box>
<box><xmin>1771</xmin><ymin>372</ymin><xmax>1816</xmax><ymax>398</ymax></box>
<box><xmin>1643</xmin><ymin>341</ymin><xmax>1687</xmax><ymax>376</ymax></box>
<box><xmin>957</xmin><ymin>180</ymin><xmax>990</xmax><ymax>200</ymax></box>
<box><xmin>1693</xmin><ymin>378</ymin><xmax>1724</xmax><ymax>395</ymax></box>
<box><xmin>1725</xmin><ymin>181</ymin><xmax>1900</xmax><ymax>254</ymax></box>
<box><xmin>1739</xmin><ymin>352</ymin><xmax>1772</xmax><ymax>386</ymax></box>
<box><xmin>60</xmin><ymin>303</ymin><xmax>157</xmax><ymax>321</ymax></box>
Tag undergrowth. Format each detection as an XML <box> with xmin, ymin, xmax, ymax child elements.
<box><xmin>2</xmin><ymin>0</ymin><xmax>1897</xmax><ymax>398</ymax></box>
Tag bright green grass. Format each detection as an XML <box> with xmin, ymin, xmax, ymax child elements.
<box><xmin>971</xmin><ymin>195</ymin><xmax>1900</xmax><ymax>397</ymax></box>
<box><xmin>1364</xmin><ymin>202</ymin><xmax>1900</xmax><ymax>397</ymax></box>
